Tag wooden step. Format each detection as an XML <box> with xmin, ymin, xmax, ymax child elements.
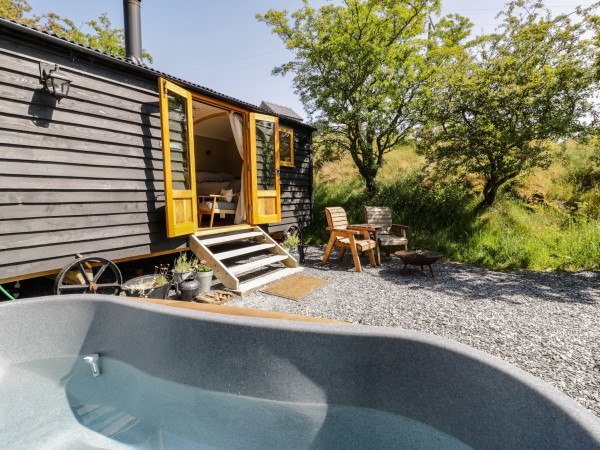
<box><xmin>228</xmin><ymin>254</ymin><xmax>289</xmax><ymax>276</ymax></box>
<box><xmin>213</xmin><ymin>243</ymin><xmax>276</xmax><ymax>261</ymax></box>
<box><xmin>189</xmin><ymin>235</ymin><xmax>240</xmax><ymax>291</ymax></box>
<box><xmin>194</xmin><ymin>225</ymin><xmax>252</xmax><ymax>237</ymax></box>
<box><xmin>234</xmin><ymin>267</ymin><xmax>301</xmax><ymax>296</ymax></box>
<box><xmin>199</xmin><ymin>231</ymin><xmax>264</xmax><ymax>247</ymax></box>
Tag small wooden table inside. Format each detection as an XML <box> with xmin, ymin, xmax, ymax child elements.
<box><xmin>347</xmin><ymin>224</ymin><xmax>382</xmax><ymax>266</ymax></box>
<box><xmin>395</xmin><ymin>250</ymin><xmax>443</xmax><ymax>278</ymax></box>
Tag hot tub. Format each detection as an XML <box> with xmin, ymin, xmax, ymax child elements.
<box><xmin>0</xmin><ymin>295</ymin><xmax>599</xmax><ymax>449</ymax></box>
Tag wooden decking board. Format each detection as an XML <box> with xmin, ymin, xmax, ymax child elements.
<box><xmin>199</xmin><ymin>231</ymin><xmax>264</xmax><ymax>246</ymax></box>
<box><xmin>193</xmin><ymin>224</ymin><xmax>252</xmax><ymax>237</ymax></box>
<box><xmin>213</xmin><ymin>243</ymin><xmax>276</xmax><ymax>261</ymax></box>
<box><xmin>135</xmin><ymin>296</ymin><xmax>349</xmax><ymax>324</ymax></box>
<box><xmin>235</xmin><ymin>267</ymin><xmax>300</xmax><ymax>295</ymax></box>
<box><xmin>229</xmin><ymin>254</ymin><xmax>289</xmax><ymax>276</ymax></box>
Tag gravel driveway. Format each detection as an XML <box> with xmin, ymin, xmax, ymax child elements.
<box><xmin>228</xmin><ymin>245</ymin><xmax>600</xmax><ymax>418</ymax></box>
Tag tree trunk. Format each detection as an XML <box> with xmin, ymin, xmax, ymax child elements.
<box><xmin>477</xmin><ymin>173</ymin><xmax>516</xmax><ymax>210</ymax></box>
<box><xmin>364</xmin><ymin>176</ymin><xmax>377</xmax><ymax>197</ymax></box>
<box><xmin>348</xmin><ymin>140</ymin><xmax>379</xmax><ymax>197</ymax></box>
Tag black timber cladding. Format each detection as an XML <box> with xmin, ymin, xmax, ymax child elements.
<box><xmin>264</xmin><ymin>119</ymin><xmax>313</xmax><ymax>235</ymax></box>
<box><xmin>0</xmin><ymin>18</ymin><xmax>314</xmax><ymax>280</ymax></box>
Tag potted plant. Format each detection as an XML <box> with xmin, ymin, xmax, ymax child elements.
<box><xmin>173</xmin><ymin>252</ymin><xmax>198</xmax><ymax>284</ymax></box>
<box><xmin>194</xmin><ymin>259</ymin><xmax>213</xmax><ymax>295</ymax></box>
<box><xmin>281</xmin><ymin>234</ymin><xmax>301</xmax><ymax>260</ymax></box>
<box><xmin>121</xmin><ymin>264</ymin><xmax>172</xmax><ymax>299</ymax></box>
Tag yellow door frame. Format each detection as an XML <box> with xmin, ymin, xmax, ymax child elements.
<box><xmin>159</xmin><ymin>78</ymin><xmax>197</xmax><ymax>237</ymax></box>
<box><xmin>159</xmin><ymin>81</ymin><xmax>283</xmax><ymax>234</ymax></box>
<box><xmin>248</xmin><ymin>112</ymin><xmax>281</xmax><ymax>224</ymax></box>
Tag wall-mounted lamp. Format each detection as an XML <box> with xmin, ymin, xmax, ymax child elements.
<box><xmin>39</xmin><ymin>63</ymin><xmax>71</xmax><ymax>101</ymax></box>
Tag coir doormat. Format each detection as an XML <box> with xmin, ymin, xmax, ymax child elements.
<box><xmin>261</xmin><ymin>274</ymin><xmax>328</xmax><ymax>300</ymax></box>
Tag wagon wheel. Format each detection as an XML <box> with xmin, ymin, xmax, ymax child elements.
<box><xmin>283</xmin><ymin>225</ymin><xmax>304</xmax><ymax>263</ymax></box>
<box><xmin>283</xmin><ymin>225</ymin><xmax>303</xmax><ymax>245</ymax></box>
<box><xmin>54</xmin><ymin>256</ymin><xmax>123</xmax><ymax>295</ymax></box>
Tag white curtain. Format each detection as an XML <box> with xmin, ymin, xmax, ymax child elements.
<box><xmin>229</xmin><ymin>112</ymin><xmax>246</xmax><ymax>224</ymax></box>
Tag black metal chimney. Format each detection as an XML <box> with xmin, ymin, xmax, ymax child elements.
<box><xmin>123</xmin><ymin>0</ymin><xmax>144</xmax><ymax>65</ymax></box>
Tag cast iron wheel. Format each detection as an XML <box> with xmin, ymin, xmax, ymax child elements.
<box><xmin>283</xmin><ymin>225</ymin><xmax>304</xmax><ymax>263</ymax></box>
<box><xmin>54</xmin><ymin>256</ymin><xmax>123</xmax><ymax>295</ymax></box>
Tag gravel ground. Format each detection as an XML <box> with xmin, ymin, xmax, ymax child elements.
<box><xmin>228</xmin><ymin>245</ymin><xmax>600</xmax><ymax>418</ymax></box>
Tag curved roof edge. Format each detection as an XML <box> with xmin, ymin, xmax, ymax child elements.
<box><xmin>0</xmin><ymin>17</ymin><xmax>315</xmax><ymax>130</ymax></box>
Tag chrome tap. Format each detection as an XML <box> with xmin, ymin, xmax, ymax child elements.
<box><xmin>83</xmin><ymin>354</ymin><xmax>100</xmax><ymax>377</ymax></box>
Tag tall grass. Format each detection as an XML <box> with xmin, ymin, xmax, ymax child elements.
<box><xmin>306</xmin><ymin>144</ymin><xmax>600</xmax><ymax>271</ymax></box>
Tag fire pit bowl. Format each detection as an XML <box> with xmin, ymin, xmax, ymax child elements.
<box><xmin>395</xmin><ymin>250</ymin><xmax>443</xmax><ymax>278</ymax></box>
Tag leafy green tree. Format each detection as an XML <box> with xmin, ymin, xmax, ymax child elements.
<box><xmin>258</xmin><ymin>0</ymin><xmax>470</xmax><ymax>195</ymax></box>
<box><xmin>0</xmin><ymin>0</ymin><xmax>152</xmax><ymax>63</ymax></box>
<box><xmin>0</xmin><ymin>0</ymin><xmax>37</xmax><ymax>26</ymax></box>
<box><xmin>418</xmin><ymin>0</ymin><xmax>599</xmax><ymax>208</ymax></box>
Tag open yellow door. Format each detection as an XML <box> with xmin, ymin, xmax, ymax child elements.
<box><xmin>248</xmin><ymin>113</ymin><xmax>281</xmax><ymax>224</ymax></box>
<box><xmin>159</xmin><ymin>78</ymin><xmax>197</xmax><ymax>237</ymax></box>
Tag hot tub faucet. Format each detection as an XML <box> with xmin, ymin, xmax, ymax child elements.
<box><xmin>83</xmin><ymin>354</ymin><xmax>100</xmax><ymax>377</ymax></box>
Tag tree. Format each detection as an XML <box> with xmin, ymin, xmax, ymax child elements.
<box><xmin>418</xmin><ymin>0</ymin><xmax>599</xmax><ymax>208</ymax></box>
<box><xmin>0</xmin><ymin>0</ymin><xmax>152</xmax><ymax>63</ymax></box>
<box><xmin>258</xmin><ymin>0</ymin><xmax>470</xmax><ymax>195</ymax></box>
<box><xmin>0</xmin><ymin>0</ymin><xmax>36</xmax><ymax>26</ymax></box>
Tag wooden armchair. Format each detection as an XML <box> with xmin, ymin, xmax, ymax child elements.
<box><xmin>198</xmin><ymin>192</ymin><xmax>240</xmax><ymax>227</ymax></box>
<box><xmin>364</xmin><ymin>206</ymin><xmax>409</xmax><ymax>256</ymax></box>
<box><xmin>322</xmin><ymin>206</ymin><xmax>377</xmax><ymax>272</ymax></box>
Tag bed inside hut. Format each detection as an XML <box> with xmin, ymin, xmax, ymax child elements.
<box><xmin>192</xmin><ymin>101</ymin><xmax>243</xmax><ymax>229</ymax></box>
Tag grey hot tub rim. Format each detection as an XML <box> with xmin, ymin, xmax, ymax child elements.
<box><xmin>1</xmin><ymin>294</ymin><xmax>599</xmax><ymax>449</ymax></box>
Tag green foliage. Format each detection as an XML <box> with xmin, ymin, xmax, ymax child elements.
<box><xmin>258</xmin><ymin>0</ymin><xmax>471</xmax><ymax>195</ymax></box>
<box><xmin>153</xmin><ymin>264</ymin><xmax>170</xmax><ymax>285</ymax></box>
<box><xmin>0</xmin><ymin>0</ymin><xmax>153</xmax><ymax>63</ymax></box>
<box><xmin>453</xmin><ymin>198</ymin><xmax>600</xmax><ymax>270</ymax></box>
<box><xmin>306</xmin><ymin>148</ymin><xmax>600</xmax><ymax>270</ymax></box>
<box><xmin>0</xmin><ymin>0</ymin><xmax>36</xmax><ymax>26</ymax></box>
<box><xmin>418</xmin><ymin>0</ymin><xmax>599</xmax><ymax>208</ymax></box>
<box><xmin>565</xmin><ymin>142</ymin><xmax>600</xmax><ymax>194</ymax></box>
<box><xmin>281</xmin><ymin>234</ymin><xmax>300</xmax><ymax>249</ymax></box>
<box><xmin>304</xmin><ymin>173</ymin><xmax>476</xmax><ymax>248</ymax></box>
<box><xmin>303</xmin><ymin>178</ymin><xmax>369</xmax><ymax>244</ymax></box>
<box><xmin>173</xmin><ymin>252</ymin><xmax>198</xmax><ymax>273</ymax></box>
<box><xmin>375</xmin><ymin>173</ymin><xmax>475</xmax><ymax>232</ymax></box>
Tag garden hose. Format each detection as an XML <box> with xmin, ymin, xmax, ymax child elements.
<box><xmin>0</xmin><ymin>284</ymin><xmax>16</xmax><ymax>301</ymax></box>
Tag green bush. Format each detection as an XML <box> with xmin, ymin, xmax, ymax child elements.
<box><xmin>305</xmin><ymin>171</ymin><xmax>600</xmax><ymax>271</ymax></box>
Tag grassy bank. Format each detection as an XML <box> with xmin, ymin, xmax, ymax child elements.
<box><xmin>304</xmin><ymin>144</ymin><xmax>600</xmax><ymax>271</ymax></box>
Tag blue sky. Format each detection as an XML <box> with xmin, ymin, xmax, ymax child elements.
<box><xmin>25</xmin><ymin>0</ymin><xmax>589</xmax><ymax>121</ymax></box>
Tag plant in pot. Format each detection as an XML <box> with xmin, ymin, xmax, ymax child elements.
<box><xmin>194</xmin><ymin>259</ymin><xmax>213</xmax><ymax>295</ymax></box>
<box><xmin>281</xmin><ymin>234</ymin><xmax>301</xmax><ymax>260</ymax></box>
<box><xmin>121</xmin><ymin>264</ymin><xmax>172</xmax><ymax>299</ymax></box>
<box><xmin>173</xmin><ymin>252</ymin><xmax>198</xmax><ymax>284</ymax></box>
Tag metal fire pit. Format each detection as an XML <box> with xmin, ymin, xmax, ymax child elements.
<box><xmin>395</xmin><ymin>250</ymin><xmax>443</xmax><ymax>278</ymax></box>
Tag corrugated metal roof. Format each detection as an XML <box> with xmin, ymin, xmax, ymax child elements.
<box><xmin>260</xmin><ymin>101</ymin><xmax>304</xmax><ymax>122</ymax></box>
<box><xmin>0</xmin><ymin>17</ymin><xmax>314</xmax><ymax>129</ymax></box>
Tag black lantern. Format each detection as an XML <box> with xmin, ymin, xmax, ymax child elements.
<box><xmin>39</xmin><ymin>63</ymin><xmax>71</xmax><ymax>101</ymax></box>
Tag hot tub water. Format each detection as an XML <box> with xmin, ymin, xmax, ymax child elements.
<box><xmin>0</xmin><ymin>356</ymin><xmax>472</xmax><ymax>449</ymax></box>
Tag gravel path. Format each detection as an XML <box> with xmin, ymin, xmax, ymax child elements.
<box><xmin>228</xmin><ymin>245</ymin><xmax>600</xmax><ymax>418</ymax></box>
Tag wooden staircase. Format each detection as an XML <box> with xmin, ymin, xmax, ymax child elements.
<box><xmin>189</xmin><ymin>225</ymin><xmax>299</xmax><ymax>295</ymax></box>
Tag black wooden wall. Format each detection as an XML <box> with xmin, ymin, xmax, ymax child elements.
<box><xmin>265</xmin><ymin>122</ymin><xmax>313</xmax><ymax>235</ymax></box>
<box><xmin>0</xmin><ymin>27</ymin><xmax>186</xmax><ymax>281</ymax></box>
<box><xmin>0</xmin><ymin>22</ymin><xmax>314</xmax><ymax>282</ymax></box>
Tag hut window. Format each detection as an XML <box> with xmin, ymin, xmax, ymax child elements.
<box><xmin>279</xmin><ymin>128</ymin><xmax>294</xmax><ymax>167</ymax></box>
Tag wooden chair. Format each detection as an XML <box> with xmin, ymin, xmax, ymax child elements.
<box><xmin>364</xmin><ymin>206</ymin><xmax>409</xmax><ymax>256</ymax></box>
<box><xmin>322</xmin><ymin>207</ymin><xmax>377</xmax><ymax>272</ymax></box>
<box><xmin>198</xmin><ymin>193</ymin><xmax>240</xmax><ymax>227</ymax></box>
